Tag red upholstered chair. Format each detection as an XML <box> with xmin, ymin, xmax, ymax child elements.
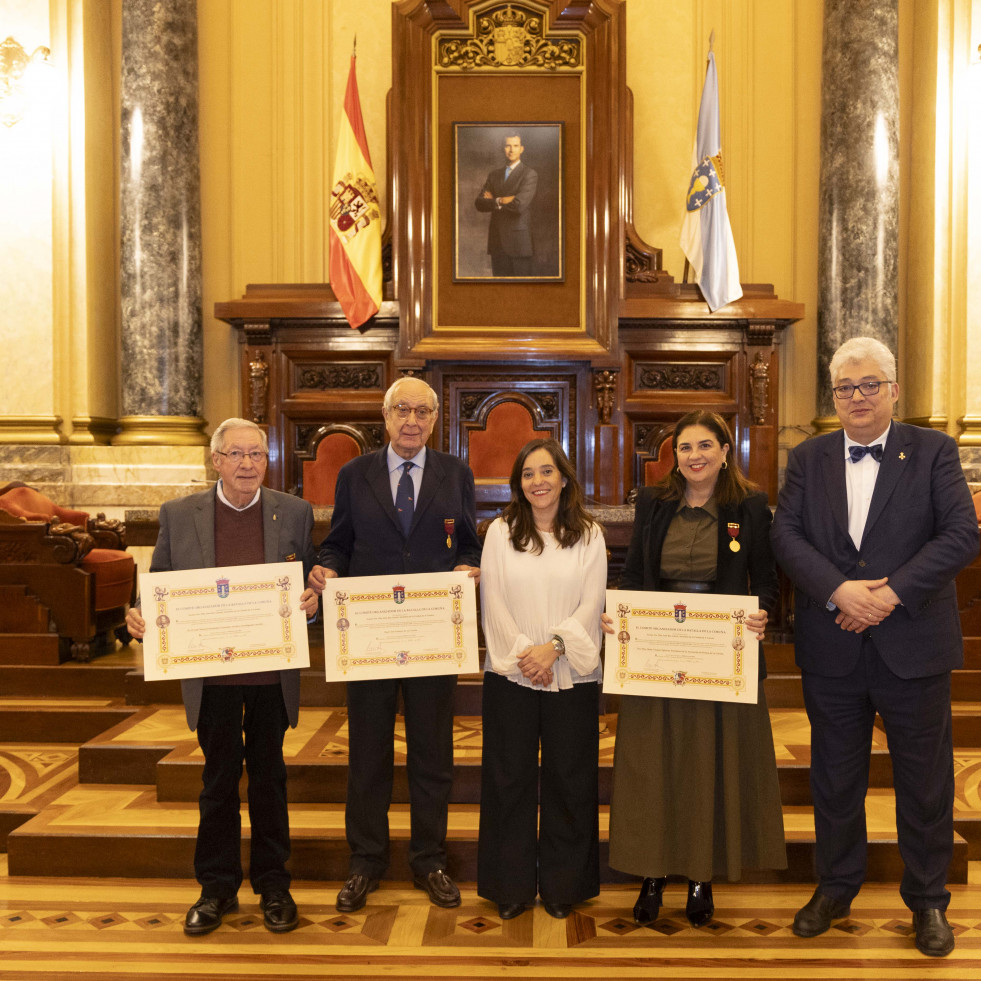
<box><xmin>466</xmin><ymin>400</ymin><xmax>552</xmax><ymax>510</ymax></box>
<box><xmin>0</xmin><ymin>483</ymin><xmax>137</xmax><ymax>661</ymax></box>
<box><xmin>643</xmin><ymin>433</ymin><xmax>675</xmax><ymax>486</ymax></box>
<box><xmin>298</xmin><ymin>427</ymin><xmax>371</xmax><ymax>506</ymax></box>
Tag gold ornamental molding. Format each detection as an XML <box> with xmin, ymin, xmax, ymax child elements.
<box><xmin>69</xmin><ymin>416</ymin><xmax>122</xmax><ymax>445</ymax></box>
<box><xmin>956</xmin><ymin>414</ymin><xmax>981</xmax><ymax>447</ymax></box>
<box><xmin>0</xmin><ymin>415</ymin><xmax>64</xmax><ymax>444</ymax></box>
<box><xmin>436</xmin><ymin>3</ymin><xmax>582</xmax><ymax>71</ymax></box>
<box><xmin>903</xmin><ymin>415</ymin><xmax>948</xmax><ymax>432</ymax></box>
<box><xmin>112</xmin><ymin>415</ymin><xmax>210</xmax><ymax>446</ymax></box>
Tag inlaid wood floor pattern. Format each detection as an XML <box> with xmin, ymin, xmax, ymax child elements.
<box><xmin>1</xmin><ymin>859</ymin><xmax>980</xmax><ymax>979</ymax></box>
<box><xmin>2</xmin><ymin>668</ymin><xmax>981</xmax><ymax>978</ymax></box>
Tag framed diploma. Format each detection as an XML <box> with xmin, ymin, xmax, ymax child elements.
<box><xmin>602</xmin><ymin>589</ymin><xmax>759</xmax><ymax>704</ymax></box>
<box><xmin>324</xmin><ymin>571</ymin><xmax>479</xmax><ymax>682</ymax></box>
<box><xmin>141</xmin><ymin>561</ymin><xmax>310</xmax><ymax>681</ymax></box>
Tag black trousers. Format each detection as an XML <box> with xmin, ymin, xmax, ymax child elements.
<box><xmin>345</xmin><ymin>674</ymin><xmax>457</xmax><ymax>877</ymax></box>
<box><xmin>802</xmin><ymin>634</ymin><xmax>954</xmax><ymax>911</ymax></box>
<box><xmin>194</xmin><ymin>684</ymin><xmax>291</xmax><ymax>898</ymax></box>
<box><xmin>477</xmin><ymin>672</ymin><xmax>600</xmax><ymax>906</ymax></box>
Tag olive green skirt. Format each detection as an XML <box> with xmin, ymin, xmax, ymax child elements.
<box><xmin>608</xmin><ymin>686</ymin><xmax>787</xmax><ymax>882</ymax></box>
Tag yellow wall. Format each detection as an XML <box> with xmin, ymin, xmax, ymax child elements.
<box><xmin>1</xmin><ymin>0</ymin><xmax>977</xmax><ymax>450</ymax></box>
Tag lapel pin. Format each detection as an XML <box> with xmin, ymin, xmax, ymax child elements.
<box><xmin>898</xmin><ymin>452</ymin><xmax>906</xmax><ymax>460</ymax></box>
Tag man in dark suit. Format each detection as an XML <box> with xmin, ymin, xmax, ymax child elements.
<box><xmin>771</xmin><ymin>337</ymin><xmax>979</xmax><ymax>957</ymax></box>
<box><xmin>308</xmin><ymin>377</ymin><xmax>481</xmax><ymax>913</ymax></box>
<box><xmin>126</xmin><ymin>418</ymin><xmax>319</xmax><ymax>936</ymax></box>
<box><xmin>474</xmin><ymin>131</ymin><xmax>538</xmax><ymax>277</ymax></box>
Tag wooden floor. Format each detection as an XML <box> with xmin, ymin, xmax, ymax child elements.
<box><xmin>1</xmin><ymin>643</ymin><xmax>981</xmax><ymax>978</ymax></box>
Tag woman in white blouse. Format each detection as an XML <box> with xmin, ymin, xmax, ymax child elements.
<box><xmin>477</xmin><ymin>438</ymin><xmax>607</xmax><ymax>921</ymax></box>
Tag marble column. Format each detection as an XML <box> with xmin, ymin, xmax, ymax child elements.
<box><xmin>115</xmin><ymin>0</ymin><xmax>207</xmax><ymax>445</ymax></box>
<box><xmin>815</xmin><ymin>0</ymin><xmax>899</xmax><ymax>426</ymax></box>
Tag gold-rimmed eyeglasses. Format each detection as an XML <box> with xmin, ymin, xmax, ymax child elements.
<box><xmin>391</xmin><ymin>403</ymin><xmax>434</xmax><ymax>422</ymax></box>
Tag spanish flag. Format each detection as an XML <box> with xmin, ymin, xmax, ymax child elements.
<box><xmin>329</xmin><ymin>52</ymin><xmax>382</xmax><ymax>329</ymax></box>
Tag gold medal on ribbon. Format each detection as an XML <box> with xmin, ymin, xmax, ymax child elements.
<box><xmin>444</xmin><ymin>518</ymin><xmax>455</xmax><ymax>549</ymax></box>
<box><xmin>727</xmin><ymin>522</ymin><xmax>741</xmax><ymax>553</ymax></box>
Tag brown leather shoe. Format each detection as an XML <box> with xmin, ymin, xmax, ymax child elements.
<box><xmin>336</xmin><ymin>873</ymin><xmax>380</xmax><ymax>913</ymax></box>
<box><xmin>413</xmin><ymin>868</ymin><xmax>461</xmax><ymax>908</ymax></box>
<box><xmin>792</xmin><ymin>889</ymin><xmax>851</xmax><ymax>937</ymax></box>
<box><xmin>913</xmin><ymin>908</ymin><xmax>954</xmax><ymax>957</ymax></box>
<box><xmin>183</xmin><ymin>894</ymin><xmax>238</xmax><ymax>935</ymax></box>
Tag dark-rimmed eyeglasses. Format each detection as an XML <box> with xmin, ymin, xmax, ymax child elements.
<box><xmin>831</xmin><ymin>380</ymin><xmax>891</xmax><ymax>400</ymax></box>
<box><xmin>216</xmin><ymin>450</ymin><xmax>267</xmax><ymax>464</ymax></box>
<box><xmin>391</xmin><ymin>403</ymin><xmax>434</xmax><ymax>421</ymax></box>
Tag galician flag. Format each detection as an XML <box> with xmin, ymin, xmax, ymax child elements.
<box><xmin>680</xmin><ymin>42</ymin><xmax>742</xmax><ymax>312</ymax></box>
<box><xmin>329</xmin><ymin>51</ymin><xmax>382</xmax><ymax>329</ymax></box>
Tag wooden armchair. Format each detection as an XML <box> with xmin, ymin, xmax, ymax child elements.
<box><xmin>0</xmin><ymin>484</ymin><xmax>136</xmax><ymax>662</ymax></box>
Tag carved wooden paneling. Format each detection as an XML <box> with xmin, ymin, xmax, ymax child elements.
<box><xmin>293</xmin><ymin>363</ymin><xmax>385</xmax><ymax>393</ymax></box>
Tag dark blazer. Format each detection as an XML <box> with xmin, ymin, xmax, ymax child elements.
<box><xmin>318</xmin><ymin>447</ymin><xmax>482</xmax><ymax>577</ymax></box>
<box><xmin>474</xmin><ymin>161</ymin><xmax>539</xmax><ymax>258</ymax></box>
<box><xmin>621</xmin><ymin>488</ymin><xmax>779</xmax><ymax>678</ymax></box>
<box><xmin>770</xmin><ymin>421</ymin><xmax>979</xmax><ymax>679</ymax></box>
<box><xmin>150</xmin><ymin>486</ymin><xmax>316</xmax><ymax>730</ymax></box>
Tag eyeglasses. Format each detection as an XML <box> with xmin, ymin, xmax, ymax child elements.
<box><xmin>216</xmin><ymin>450</ymin><xmax>267</xmax><ymax>464</ymax></box>
<box><xmin>831</xmin><ymin>380</ymin><xmax>891</xmax><ymax>400</ymax></box>
<box><xmin>391</xmin><ymin>403</ymin><xmax>434</xmax><ymax>422</ymax></box>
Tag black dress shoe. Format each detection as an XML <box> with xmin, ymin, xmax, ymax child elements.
<box><xmin>336</xmin><ymin>873</ymin><xmax>380</xmax><ymax>912</ymax></box>
<box><xmin>183</xmin><ymin>894</ymin><xmax>239</xmax><ymax>935</ymax></box>
<box><xmin>912</xmin><ymin>908</ymin><xmax>954</xmax><ymax>957</ymax></box>
<box><xmin>413</xmin><ymin>869</ymin><xmax>461</xmax><ymax>908</ymax></box>
<box><xmin>686</xmin><ymin>880</ymin><xmax>714</xmax><ymax>927</ymax></box>
<box><xmin>260</xmin><ymin>889</ymin><xmax>299</xmax><ymax>933</ymax></box>
<box><xmin>543</xmin><ymin>902</ymin><xmax>573</xmax><ymax>919</ymax></box>
<box><xmin>633</xmin><ymin>876</ymin><xmax>667</xmax><ymax>925</ymax></box>
<box><xmin>498</xmin><ymin>903</ymin><xmax>527</xmax><ymax>919</ymax></box>
<box><xmin>792</xmin><ymin>889</ymin><xmax>851</xmax><ymax>937</ymax></box>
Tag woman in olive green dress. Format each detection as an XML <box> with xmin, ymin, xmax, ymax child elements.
<box><xmin>607</xmin><ymin>410</ymin><xmax>786</xmax><ymax>927</ymax></box>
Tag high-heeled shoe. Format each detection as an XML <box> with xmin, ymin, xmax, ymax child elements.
<box><xmin>632</xmin><ymin>876</ymin><xmax>667</xmax><ymax>925</ymax></box>
<box><xmin>686</xmin><ymin>880</ymin><xmax>714</xmax><ymax>927</ymax></box>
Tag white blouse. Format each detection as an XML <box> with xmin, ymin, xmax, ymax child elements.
<box><xmin>479</xmin><ymin>516</ymin><xmax>607</xmax><ymax>691</ymax></box>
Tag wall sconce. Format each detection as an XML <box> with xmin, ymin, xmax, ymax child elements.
<box><xmin>1</xmin><ymin>36</ymin><xmax>52</xmax><ymax>128</ymax></box>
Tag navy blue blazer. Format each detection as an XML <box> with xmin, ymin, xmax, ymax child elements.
<box><xmin>770</xmin><ymin>421</ymin><xmax>979</xmax><ymax>679</ymax></box>
<box><xmin>318</xmin><ymin>447</ymin><xmax>482</xmax><ymax>577</ymax></box>
<box><xmin>150</xmin><ymin>486</ymin><xmax>315</xmax><ymax>730</ymax></box>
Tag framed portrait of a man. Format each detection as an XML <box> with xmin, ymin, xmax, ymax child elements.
<box><xmin>453</xmin><ymin>122</ymin><xmax>563</xmax><ymax>282</ymax></box>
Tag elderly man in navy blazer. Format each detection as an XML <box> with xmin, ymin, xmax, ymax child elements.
<box><xmin>771</xmin><ymin>337</ymin><xmax>979</xmax><ymax>957</ymax></box>
<box><xmin>126</xmin><ymin>418</ymin><xmax>320</xmax><ymax>937</ymax></box>
<box><xmin>308</xmin><ymin>377</ymin><xmax>482</xmax><ymax>913</ymax></box>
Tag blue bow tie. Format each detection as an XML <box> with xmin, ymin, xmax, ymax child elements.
<box><xmin>848</xmin><ymin>443</ymin><xmax>884</xmax><ymax>463</ymax></box>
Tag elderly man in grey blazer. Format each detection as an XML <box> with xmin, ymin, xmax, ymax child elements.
<box><xmin>126</xmin><ymin>418</ymin><xmax>319</xmax><ymax>937</ymax></box>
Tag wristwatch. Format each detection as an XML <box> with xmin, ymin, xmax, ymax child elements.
<box><xmin>550</xmin><ymin>634</ymin><xmax>565</xmax><ymax>656</ymax></box>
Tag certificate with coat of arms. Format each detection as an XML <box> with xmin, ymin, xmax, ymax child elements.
<box><xmin>324</xmin><ymin>571</ymin><xmax>479</xmax><ymax>682</ymax></box>
<box><xmin>602</xmin><ymin>589</ymin><xmax>759</xmax><ymax>704</ymax></box>
<box><xmin>140</xmin><ymin>561</ymin><xmax>310</xmax><ymax>681</ymax></box>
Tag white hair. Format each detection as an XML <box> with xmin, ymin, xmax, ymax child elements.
<box><xmin>210</xmin><ymin>418</ymin><xmax>268</xmax><ymax>454</ymax></box>
<box><xmin>383</xmin><ymin>378</ymin><xmax>439</xmax><ymax>412</ymax></box>
<box><xmin>829</xmin><ymin>336</ymin><xmax>896</xmax><ymax>384</ymax></box>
